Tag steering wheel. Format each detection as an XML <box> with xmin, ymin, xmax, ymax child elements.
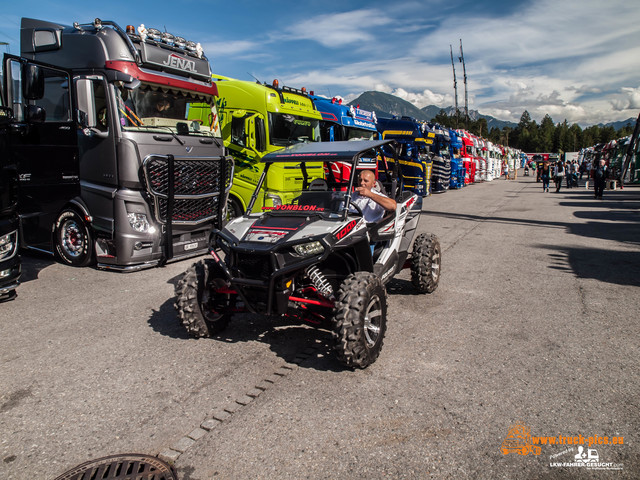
<box><xmin>349</xmin><ymin>200</ymin><xmax>363</xmax><ymax>217</ymax></box>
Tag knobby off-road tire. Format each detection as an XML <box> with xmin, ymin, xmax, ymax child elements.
<box><xmin>410</xmin><ymin>233</ymin><xmax>441</xmax><ymax>294</ymax></box>
<box><xmin>174</xmin><ymin>259</ymin><xmax>231</xmax><ymax>337</ymax></box>
<box><xmin>333</xmin><ymin>272</ymin><xmax>387</xmax><ymax>369</ymax></box>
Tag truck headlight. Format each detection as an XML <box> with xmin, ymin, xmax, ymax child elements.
<box><xmin>293</xmin><ymin>241</ymin><xmax>324</xmax><ymax>257</ymax></box>
<box><xmin>266</xmin><ymin>193</ymin><xmax>282</xmax><ymax>207</ymax></box>
<box><xmin>0</xmin><ymin>231</ymin><xmax>18</xmax><ymax>261</ymax></box>
<box><xmin>127</xmin><ymin>213</ymin><xmax>157</xmax><ymax>234</ymax></box>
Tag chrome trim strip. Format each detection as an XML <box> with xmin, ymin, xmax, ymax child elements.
<box><xmin>0</xmin><ymin>281</ymin><xmax>19</xmax><ymax>294</ymax></box>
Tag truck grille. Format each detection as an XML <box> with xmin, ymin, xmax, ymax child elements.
<box><xmin>143</xmin><ymin>155</ymin><xmax>234</xmax><ymax>225</ymax></box>
<box><xmin>158</xmin><ymin>196</ymin><xmax>220</xmax><ymax>223</ymax></box>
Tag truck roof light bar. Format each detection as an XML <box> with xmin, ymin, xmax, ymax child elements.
<box><xmin>131</xmin><ymin>24</ymin><xmax>205</xmax><ymax>59</ymax></box>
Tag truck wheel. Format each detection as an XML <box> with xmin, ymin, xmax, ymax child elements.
<box><xmin>54</xmin><ymin>209</ymin><xmax>94</xmax><ymax>267</ymax></box>
<box><xmin>174</xmin><ymin>259</ymin><xmax>232</xmax><ymax>337</ymax></box>
<box><xmin>333</xmin><ymin>272</ymin><xmax>387</xmax><ymax>369</ymax></box>
<box><xmin>226</xmin><ymin>197</ymin><xmax>243</xmax><ymax>222</ymax></box>
<box><xmin>410</xmin><ymin>233</ymin><xmax>441</xmax><ymax>293</ymax></box>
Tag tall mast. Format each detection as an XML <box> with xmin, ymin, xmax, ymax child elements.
<box><xmin>450</xmin><ymin>44</ymin><xmax>459</xmax><ymax>128</ymax></box>
<box><xmin>459</xmin><ymin>39</ymin><xmax>468</xmax><ymax>127</ymax></box>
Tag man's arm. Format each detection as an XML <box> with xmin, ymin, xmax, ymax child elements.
<box><xmin>354</xmin><ymin>187</ymin><xmax>397</xmax><ymax>211</ymax></box>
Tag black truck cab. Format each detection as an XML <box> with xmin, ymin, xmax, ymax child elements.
<box><xmin>0</xmin><ymin>105</ymin><xmax>20</xmax><ymax>300</ymax></box>
<box><xmin>2</xmin><ymin>18</ymin><xmax>232</xmax><ymax>271</ymax></box>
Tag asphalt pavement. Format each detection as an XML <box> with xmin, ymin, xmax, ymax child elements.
<box><xmin>1</xmin><ymin>172</ymin><xmax>638</xmax><ymax>479</ymax></box>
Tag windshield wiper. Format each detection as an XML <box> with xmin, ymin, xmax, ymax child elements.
<box><xmin>151</xmin><ymin>126</ymin><xmax>185</xmax><ymax>145</ymax></box>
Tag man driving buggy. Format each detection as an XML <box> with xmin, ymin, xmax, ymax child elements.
<box><xmin>351</xmin><ymin>170</ymin><xmax>397</xmax><ymax>223</ymax></box>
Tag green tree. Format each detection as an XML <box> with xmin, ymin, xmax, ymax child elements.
<box><xmin>569</xmin><ymin>124</ymin><xmax>582</xmax><ymax>151</ymax></box>
<box><xmin>433</xmin><ymin>109</ymin><xmax>451</xmax><ymax>127</ymax></box>
<box><xmin>539</xmin><ymin>114</ymin><xmax>555</xmax><ymax>152</ymax></box>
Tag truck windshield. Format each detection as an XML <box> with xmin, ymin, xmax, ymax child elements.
<box><xmin>116</xmin><ymin>83</ymin><xmax>221</xmax><ymax>137</ymax></box>
<box><xmin>347</xmin><ymin>127</ymin><xmax>376</xmax><ymax>141</ymax></box>
<box><xmin>268</xmin><ymin>113</ymin><xmax>320</xmax><ymax>146</ymax></box>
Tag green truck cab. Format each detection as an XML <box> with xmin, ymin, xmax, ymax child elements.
<box><xmin>210</xmin><ymin>76</ymin><xmax>324</xmax><ymax>217</ymax></box>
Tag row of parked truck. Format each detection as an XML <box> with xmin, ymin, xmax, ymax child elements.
<box><xmin>0</xmin><ymin>16</ymin><xmax>523</xmax><ymax>303</ymax></box>
<box><xmin>578</xmin><ymin>114</ymin><xmax>640</xmax><ymax>184</ymax></box>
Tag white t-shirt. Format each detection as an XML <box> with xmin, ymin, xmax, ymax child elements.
<box><xmin>351</xmin><ymin>188</ymin><xmax>388</xmax><ymax>223</ymax></box>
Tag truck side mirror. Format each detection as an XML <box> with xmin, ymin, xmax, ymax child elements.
<box><xmin>76</xmin><ymin>79</ymin><xmax>96</xmax><ymax>128</ymax></box>
<box><xmin>245</xmin><ymin>116</ymin><xmax>256</xmax><ymax>150</ymax></box>
<box><xmin>255</xmin><ymin>116</ymin><xmax>266</xmax><ymax>152</ymax></box>
<box><xmin>22</xmin><ymin>64</ymin><xmax>45</xmax><ymax>100</ymax></box>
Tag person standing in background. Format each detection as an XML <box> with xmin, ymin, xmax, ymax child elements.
<box><xmin>540</xmin><ymin>160</ymin><xmax>551</xmax><ymax>192</ymax></box>
<box><xmin>553</xmin><ymin>160</ymin><xmax>565</xmax><ymax>192</ymax></box>
<box><xmin>592</xmin><ymin>159</ymin><xmax>609</xmax><ymax>199</ymax></box>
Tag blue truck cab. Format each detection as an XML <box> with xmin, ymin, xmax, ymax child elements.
<box><xmin>429</xmin><ymin>124</ymin><xmax>452</xmax><ymax>194</ymax></box>
<box><xmin>376</xmin><ymin>116</ymin><xmax>434</xmax><ymax>196</ymax></box>
<box><xmin>309</xmin><ymin>95</ymin><xmax>377</xmax><ymax>142</ymax></box>
<box><xmin>447</xmin><ymin>129</ymin><xmax>465</xmax><ymax>189</ymax></box>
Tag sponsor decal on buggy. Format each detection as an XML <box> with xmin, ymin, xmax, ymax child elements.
<box><xmin>262</xmin><ymin>205</ymin><xmax>325</xmax><ymax>212</ymax></box>
<box><xmin>244</xmin><ymin>223</ymin><xmax>298</xmax><ymax>243</ymax></box>
<box><xmin>245</xmin><ymin>228</ymin><xmax>289</xmax><ymax>243</ymax></box>
<box><xmin>335</xmin><ymin>219</ymin><xmax>358</xmax><ymax>240</ymax></box>
<box><xmin>381</xmin><ymin>222</ymin><xmax>396</xmax><ymax>233</ymax></box>
<box><xmin>381</xmin><ymin>267</ymin><xmax>395</xmax><ymax>282</ymax></box>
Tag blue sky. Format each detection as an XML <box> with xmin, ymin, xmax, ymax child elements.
<box><xmin>1</xmin><ymin>0</ymin><xmax>639</xmax><ymax>126</ymax></box>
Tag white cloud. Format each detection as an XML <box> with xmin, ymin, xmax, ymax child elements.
<box><xmin>279</xmin><ymin>9</ymin><xmax>392</xmax><ymax>47</ymax></box>
<box><xmin>402</xmin><ymin>0</ymin><xmax>640</xmax><ymax>124</ymax></box>
<box><xmin>390</xmin><ymin>87</ymin><xmax>447</xmax><ymax>108</ymax></box>
<box><xmin>611</xmin><ymin>87</ymin><xmax>640</xmax><ymax>111</ymax></box>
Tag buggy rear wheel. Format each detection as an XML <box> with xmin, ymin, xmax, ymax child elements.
<box><xmin>174</xmin><ymin>259</ymin><xmax>233</xmax><ymax>337</ymax></box>
<box><xmin>410</xmin><ymin>233</ymin><xmax>441</xmax><ymax>293</ymax></box>
<box><xmin>333</xmin><ymin>272</ymin><xmax>387</xmax><ymax>369</ymax></box>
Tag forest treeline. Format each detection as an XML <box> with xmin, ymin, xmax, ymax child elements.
<box><xmin>432</xmin><ymin>109</ymin><xmax>637</xmax><ymax>153</ymax></box>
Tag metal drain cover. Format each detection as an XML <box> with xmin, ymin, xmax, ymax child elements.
<box><xmin>53</xmin><ymin>454</ymin><xmax>177</xmax><ymax>480</ymax></box>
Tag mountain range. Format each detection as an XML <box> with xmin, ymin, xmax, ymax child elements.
<box><xmin>349</xmin><ymin>91</ymin><xmax>636</xmax><ymax>131</ymax></box>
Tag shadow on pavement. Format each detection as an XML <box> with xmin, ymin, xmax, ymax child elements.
<box><xmin>543</xmin><ymin>245</ymin><xmax>640</xmax><ymax>287</ymax></box>
<box><xmin>426</xmin><ymin>207</ymin><xmax>640</xmax><ymax>247</ymax></box>
<box><xmin>425</xmin><ymin>186</ymin><xmax>640</xmax><ymax>286</ymax></box>
<box><xmin>18</xmin><ymin>251</ymin><xmax>56</xmax><ymax>284</ymax></box>
<box><xmin>148</xmin><ymin>296</ymin><xmax>345</xmax><ymax>372</ymax></box>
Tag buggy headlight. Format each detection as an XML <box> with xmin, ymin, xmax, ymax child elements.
<box><xmin>294</xmin><ymin>240</ymin><xmax>324</xmax><ymax>257</ymax></box>
<box><xmin>0</xmin><ymin>231</ymin><xmax>18</xmax><ymax>260</ymax></box>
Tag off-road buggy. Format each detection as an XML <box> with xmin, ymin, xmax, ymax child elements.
<box><xmin>175</xmin><ymin>140</ymin><xmax>441</xmax><ymax>368</ymax></box>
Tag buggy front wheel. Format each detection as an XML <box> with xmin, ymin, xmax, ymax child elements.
<box><xmin>333</xmin><ymin>272</ymin><xmax>387</xmax><ymax>369</ymax></box>
<box><xmin>174</xmin><ymin>259</ymin><xmax>233</xmax><ymax>337</ymax></box>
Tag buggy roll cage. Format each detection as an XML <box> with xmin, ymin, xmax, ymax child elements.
<box><xmin>245</xmin><ymin>139</ymin><xmax>402</xmax><ymax>220</ymax></box>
